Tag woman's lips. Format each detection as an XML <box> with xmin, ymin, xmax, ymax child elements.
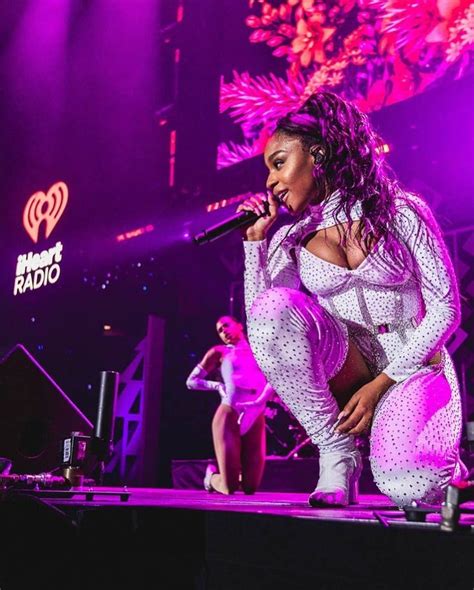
<box><xmin>277</xmin><ymin>189</ymin><xmax>288</xmax><ymax>204</ymax></box>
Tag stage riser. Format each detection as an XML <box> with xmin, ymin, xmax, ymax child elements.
<box><xmin>206</xmin><ymin>511</ymin><xmax>474</xmax><ymax>589</ymax></box>
<box><xmin>0</xmin><ymin>496</ymin><xmax>472</xmax><ymax>590</ymax></box>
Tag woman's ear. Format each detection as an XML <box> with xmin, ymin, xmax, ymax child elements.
<box><xmin>310</xmin><ymin>145</ymin><xmax>326</xmax><ymax>165</ymax></box>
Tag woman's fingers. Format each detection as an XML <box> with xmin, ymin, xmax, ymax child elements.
<box><xmin>335</xmin><ymin>394</ymin><xmax>360</xmax><ymax>426</ymax></box>
<box><xmin>336</xmin><ymin>392</ymin><xmax>373</xmax><ymax>433</ymax></box>
<box><xmin>236</xmin><ymin>191</ymin><xmax>278</xmax><ymax>240</ymax></box>
<box><xmin>237</xmin><ymin>193</ymin><xmax>269</xmax><ymax>216</ymax></box>
<box><xmin>336</xmin><ymin>406</ymin><xmax>364</xmax><ymax>433</ymax></box>
<box><xmin>337</xmin><ymin>402</ymin><xmax>373</xmax><ymax>434</ymax></box>
<box><xmin>266</xmin><ymin>190</ymin><xmax>280</xmax><ymax>213</ymax></box>
<box><xmin>250</xmin><ymin>196</ymin><xmax>268</xmax><ymax>216</ymax></box>
<box><xmin>347</xmin><ymin>415</ymin><xmax>372</xmax><ymax>436</ymax></box>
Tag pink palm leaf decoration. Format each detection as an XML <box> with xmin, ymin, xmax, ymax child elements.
<box><xmin>220</xmin><ymin>70</ymin><xmax>306</xmax><ymax>129</ymax></box>
<box><xmin>217</xmin><ymin>140</ymin><xmax>263</xmax><ymax>169</ymax></box>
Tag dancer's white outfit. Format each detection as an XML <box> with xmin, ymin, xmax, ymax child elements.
<box><xmin>243</xmin><ymin>191</ymin><xmax>465</xmax><ymax>506</ymax></box>
<box><xmin>186</xmin><ymin>339</ymin><xmax>273</xmax><ymax>435</ymax></box>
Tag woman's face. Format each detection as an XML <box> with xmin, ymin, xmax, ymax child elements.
<box><xmin>216</xmin><ymin>316</ymin><xmax>243</xmax><ymax>345</ymax></box>
<box><xmin>264</xmin><ymin>132</ymin><xmax>322</xmax><ymax>215</ymax></box>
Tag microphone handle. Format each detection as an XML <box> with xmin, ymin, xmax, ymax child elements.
<box><xmin>193</xmin><ymin>206</ymin><xmax>268</xmax><ymax>245</ymax></box>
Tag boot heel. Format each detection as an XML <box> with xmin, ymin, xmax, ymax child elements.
<box><xmin>348</xmin><ymin>476</ymin><xmax>359</xmax><ymax>504</ymax></box>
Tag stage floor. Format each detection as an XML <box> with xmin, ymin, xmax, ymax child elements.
<box><xmin>44</xmin><ymin>486</ymin><xmax>474</xmax><ymax>529</ymax></box>
<box><xmin>1</xmin><ymin>486</ymin><xmax>474</xmax><ymax>589</ymax></box>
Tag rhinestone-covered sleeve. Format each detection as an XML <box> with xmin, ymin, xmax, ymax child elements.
<box><xmin>383</xmin><ymin>198</ymin><xmax>461</xmax><ymax>382</ymax></box>
<box><xmin>243</xmin><ymin>225</ymin><xmax>300</xmax><ymax>318</ymax></box>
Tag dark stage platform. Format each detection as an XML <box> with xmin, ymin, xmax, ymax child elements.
<box><xmin>1</xmin><ymin>486</ymin><xmax>473</xmax><ymax>590</ymax></box>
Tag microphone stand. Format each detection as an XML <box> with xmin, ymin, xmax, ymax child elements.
<box><xmin>91</xmin><ymin>437</ymin><xmax>113</xmax><ymax>486</ymax></box>
<box><xmin>91</xmin><ymin>370</ymin><xmax>119</xmax><ymax>486</ymax></box>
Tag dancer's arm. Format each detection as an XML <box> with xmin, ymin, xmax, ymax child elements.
<box><xmin>186</xmin><ymin>347</ymin><xmax>225</xmax><ymax>395</ymax></box>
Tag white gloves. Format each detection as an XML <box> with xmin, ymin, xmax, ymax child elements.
<box><xmin>186</xmin><ymin>364</ymin><xmax>226</xmax><ymax>397</ymax></box>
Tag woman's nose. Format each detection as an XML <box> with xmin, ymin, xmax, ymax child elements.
<box><xmin>266</xmin><ymin>173</ymin><xmax>277</xmax><ymax>192</ymax></box>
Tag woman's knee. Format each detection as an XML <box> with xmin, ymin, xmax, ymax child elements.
<box><xmin>240</xmin><ymin>470</ymin><xmax>262</xmax><ymax>495</ymax></box>
<box><xmin>247</xmin><ymin>287</ymin><xmax>324</xmax><ymax>354</ymax></box>
<box><xmin>249</xmin><ymin>287</ymin><xmax>312</xmax><ymax>325</ymax></box>
<box><xmin>370</xmin><ymin>428</ymin><xmax>451</xmax><ymax>505</ymax></box>
<box><xmin>372</xmin><ymin>465</ymin><xmax>446</xmax><ymax>506</ymax></box>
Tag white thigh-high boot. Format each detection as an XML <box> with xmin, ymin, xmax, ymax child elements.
<box><xmin>247</xmin><ymin>287</ymin><xmax>362</xmax><ymax>506</ymax></box>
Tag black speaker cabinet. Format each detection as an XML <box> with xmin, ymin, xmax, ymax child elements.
<box><xmin>0</xmin><ymin>344</ymin><xmax>93</xmax><ymax>474</ymax></box>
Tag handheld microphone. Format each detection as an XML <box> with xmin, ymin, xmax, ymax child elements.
<box><xmin>193</xmin><ymin>200</ymin><xmax>277</xmax><ymax>245</ymax></box>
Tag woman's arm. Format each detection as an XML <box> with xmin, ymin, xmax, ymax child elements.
<box><xmin>185</xmin><ymin>346</ymin><xmax>224</xmax><ymax>393</ymax></box>
<box><xmin>234</xmin><ymin>382</ymin><xmax>276</xmax><ymax>410</ymax></box>
<box><xmin>337</xmin><ymin>195</ymin><xmax>459</xmax><ymax>436</ymax></box>
<box><xmin>243</xmin><ymin>225</ymin><xmax>301</xmax><ymax>317</ymax></box>
<box><xmin>238</xmin><ymin>193</ymin><xmax>301</xmax><ymax>316</ymax></box>
<box><xmin>383</xmin><ymin>196</ymin><xmax>460</xmax><ymax>382</ymax></box>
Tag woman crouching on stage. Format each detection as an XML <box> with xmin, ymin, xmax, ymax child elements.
<box><xmin>237</xmin><ymin>90</ymin><xmax>466</xmax><ymax>508</ymax></box>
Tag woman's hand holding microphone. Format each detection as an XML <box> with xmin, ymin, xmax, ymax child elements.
<box><xmin>236</xmin><ymin>191</ymin><xmax>280</xmax><ymax>242</ymax></box>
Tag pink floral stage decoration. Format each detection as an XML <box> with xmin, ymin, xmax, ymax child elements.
<box><xmin>218</xmin><ymin>0</ymin><xmax>474</xmax><ymax>169</ymax></box>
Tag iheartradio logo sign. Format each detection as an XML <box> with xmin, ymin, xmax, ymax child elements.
<box><xmin>23</xmin><ymin>182</ymin><xmax>68</xmax><ymax>243</ymax></box>
<box><xmin>14</xmin><ymin>182</ymin><xmax>68</xmax><ymax>296</ymax></box>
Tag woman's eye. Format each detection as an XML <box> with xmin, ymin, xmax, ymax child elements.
<box><xmin>274</xmin><ymin>159</ymin><xmax>284</xmax><ymax>170</ymax></box>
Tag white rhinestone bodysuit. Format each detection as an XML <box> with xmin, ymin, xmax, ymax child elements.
<box><xmin>243</xmin><ymin>192</ymin><xmax>464</xmax><ymax>505</ymax></box>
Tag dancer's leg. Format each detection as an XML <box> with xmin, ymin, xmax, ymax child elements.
<box><xmin>240</xmin><ymin>412</ymin><xmax>266</xmax><ymax>494</ymax></box>
<box><xmin>210</xmin><ymin>404</ymin><xmax>241</xmax><ymax>494</ymax></box>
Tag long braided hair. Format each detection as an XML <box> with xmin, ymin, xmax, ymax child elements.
<box><xmin>275</xmin><ymin>91</ymin><xmax>408</xmax><ymax>256</ymax></box>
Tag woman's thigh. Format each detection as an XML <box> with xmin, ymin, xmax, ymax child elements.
<box><xmin>240</xmin><ymin>413</ymin><xmax>266</xmax><ymax>493</ymax></box>
<box><xmin>211</xmin><ymin>404</ymin><xmax>241</xmax><ymax>456</ymax></box>
<box><xmin>211</xmin><ymin>405</ymin><xmax>242</xmax><ymax>492</ymax></box>
<box><xmin>370</xmin><ymin>365</ymin><xmax>462</xmax><ymax>505</ymax></box>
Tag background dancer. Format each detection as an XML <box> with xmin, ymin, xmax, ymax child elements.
<box><xmin>186</xmin><ymin>315</ymin><xmax>274</xmax><ymax>495</ymax></box>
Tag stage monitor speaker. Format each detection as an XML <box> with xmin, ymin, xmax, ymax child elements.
<box><xmin>0</xmin><ymin>344</ymin><xmax>93</xmax><ymax>474</ymax></box>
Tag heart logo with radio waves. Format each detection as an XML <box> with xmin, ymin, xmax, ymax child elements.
<box><xmin>23</xmin><ymin>181</ymin><xmax>68</xmax><ymax>243</ymax></box>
